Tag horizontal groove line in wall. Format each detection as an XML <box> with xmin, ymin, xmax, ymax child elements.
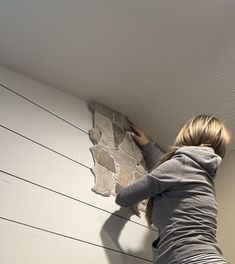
<box><xmin>0</xmin><ymin>83</ymin><xmax>89</xmax><ymax>135</ymax></box>
<box><xmin>0</xmin><ymin>125</ymin><xmax>156</xmax><ymax>231</ymax></box>
<box><xmin>0</xmin><ymin>216</ymin><xmax>152</xmax><ymax>262</ymax></box>
<box><xmin>0</xmin><ymin>124</ymin><xmax>91</xmax><ymax>170</ymax></box>
<box><xmin>0</xmin><ymin>124</ymin><xmax>157</xmax><ymax>231</ymax></box>
<box><xmin>0</xmin><ymin>169</ymin><xmax>157</xmax><ymax>232</ymax></box>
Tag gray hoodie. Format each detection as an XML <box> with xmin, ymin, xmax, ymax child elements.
<box><xmin>115</xmin><ymin>145</ymin><xmax>224</xmax><ymax>264</ymax></box>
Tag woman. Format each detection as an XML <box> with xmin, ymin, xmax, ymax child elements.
<box><xmin>115</xmin><ymin>115</ymin><xmax>230</xmax><ymax>264</ymax></box>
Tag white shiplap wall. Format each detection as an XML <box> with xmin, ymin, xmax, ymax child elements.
<box><xmin>0</xmin><ymin>66</ymin><xmax>157</xmax><ymax>264</ymax></box>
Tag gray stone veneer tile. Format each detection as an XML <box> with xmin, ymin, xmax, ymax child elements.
<box><xmin>89</xmin><ymin>126</ymin><xmax>102</xmax><ymax>145</ymax></box>
<box><xmin>111</xmin><ymin>150</ymin><xmax>136</xmax><ymax>171</ymax></box>
<box><xmin>89</xmin><ymin>101</ymin><xmax>150</xmax><ymax>213</ymax></box>
<box><xmin>90</xmin><ymin>146</ymin><xmax>116</xmax><ymax>173</ymax></box>
<box><xmin>120</xmin><ymin>133</ymin><xmax>143</xmax><ymax>162</ymax></box>
<box><xmin>94</xmin><ymin>112</ymin><xmax>113</xmax><ymax>138</ymax></box>
<box><xmin>115</xmin><ymin>164</ymin><xmax>134</xmax><ymax>187</ymax></box>
<box><xmin>91</xmin><ymin>164</ymin><xmax>114</xmax><ymax>196</ymax></box>
<box><xmin>89</xmin><ymin>101</ymin><xmax>113</xmax><ymax>120</ymax></box>
<box><xmin>113</xmin><ymin>123</ymin><xmax>126</xmax><ymax>149</ymax></box>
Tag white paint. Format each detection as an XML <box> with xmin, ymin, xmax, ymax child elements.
<box><xmin>0</xmin><ymin>66</ymin><xmax>92</xmax><ymax>132</ymax></box>
<box><xmin>0</xmin><ymin>1</ymin><xmax>235</xmax><ymax>151</ymax></box>
<box><xmin>0</xmin><ymin>172</ymin><xmax>153</xmax><ymax>259</ymax></box>
<box><xmin>0</xmin><ymin>87</ymin><xmax>93</xmax><ymax>168</ymax></box>
<box><xmin>0</xmin><ymin>68</ymin><xmax>157</xmax><ymax>263</ymax></box>
<box><xmin>0</xmin><ymin>221</ymin><xmax>149</xmax><ymax>264</ymax></box>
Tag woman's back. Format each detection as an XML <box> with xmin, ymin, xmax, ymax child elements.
<box><xmin>151</xmin><ymin>146</ymin><xmax>223</xmax><ymax>263</ymax></box>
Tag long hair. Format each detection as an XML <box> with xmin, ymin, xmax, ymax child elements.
<box><xmin>145</xmin><ymin>114</ymin><xmax>231</xmax><ymax>226</ymax></box>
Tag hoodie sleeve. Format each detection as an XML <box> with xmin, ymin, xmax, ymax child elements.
<box><xmin>142</xmin><ymin>142</ymin><xmax>163</xmax><ymax>171</ymax></box>
<box><xmin>115</xmin><ymin>154</ymin><xmax>184</xmax><ymax>207</ymax></box>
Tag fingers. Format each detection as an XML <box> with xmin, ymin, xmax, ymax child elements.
<box><xmin>131</xmin><ymin>133</ymin><xmax>143</xmax><ymax>146</ymax></box>
<box><xmin>131</xmin><ymin>123</ymin><xmax>143</xmax><ymax>136</ymax></box>
<box><xmin>131</xmin><ymin>132</ymin><xmax>140</xmax><ymax>141</ymax></box>
<box><xmin>131</xmin><ymin>123</ymin><xmax>150</xmax><ymax>146</ymax></box>
<box><xmin>132</xmin><ymin>131</ymin><xmax>149</xmax><ymax>146</ymax></box>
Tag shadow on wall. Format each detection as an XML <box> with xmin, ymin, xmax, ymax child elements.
<box><xmin>100</xmin><ymin>207</ymin><xmax>156</xmax><ymax>264</ymax></box>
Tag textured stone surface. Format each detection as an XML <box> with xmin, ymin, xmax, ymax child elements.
<box><xmin>113</xmin><ymin>123</ymin><xmax>126</xmax><ymax>149</ymax></box>
<box><xmin>112</xmin><ymin>111</ymin><xmax>132</xmax><ymax>131</ymax></box>
<box><xmin>89</xmin><ymin>101</ymin><xmax>150</xmax><ymax>212</ymax></box>
<box><xmin>91</xmin><ymin>164</ymin><xmax>114</xmax><ymax>196</ymax></box>
<box><xmin>99</xmin><ymin>135</ymin><xmax>116</xmax><ymax>150</ymax></box>
<box><xmin>90</xmin><ymin>146</ymin><xmax>116</xmax><ymax>173</ymax></box>
<box><xmin>140</xmin><ymin>158</ymin><xmax>148</xmax><ymax>171</ymax></box>
<box><xmin>94</xmin><ymin>112</ymin><xmax>113</xmax><ymax>138</ymax></box>
<box><xmin>115</xmin><ymin>165</ymin><xmax>134</xmax><ymax>187</ymax></box>
<box><xmin>90</xmin><ymin>111</ymin><xmax>116</xmax><ymax>149</ymax></box>
<box><xmin>120</xmin><ymin>133</ymin><xmax>143</xmax><ymax>162</ymax></box>
<box><xmin>89</xmin><ymin>126</ymin><xmax>102</xmax><ymax>145</ymax></box>
<box><xmin>136</xmin><ymin>164</ymin><xmax>146</xmax><ymax>174</ymax></box>
<box><xmin>122</xmin><ymin>115</ymin><xmax>132</xmax><ymax>131</ymax></box>
<box><xmin>113</xmin><ymin>111</ymin><xmax>123</xmax><ymax>129</ymax></box>
<box><xmin>111</xmin><ymin>150</ymin><xmax>136</xmax><ymax>171</ymax></box>
<box><xmin>89</xmin><ymin>101</ymin><xmax>113</xmax><ymax>120</ymax></box>
<box><xmin>133</xmin><ymin>171</ymin><xmax>145</xmax><ymax>182</ymax></box>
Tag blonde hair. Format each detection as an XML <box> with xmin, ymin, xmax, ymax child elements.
<box><xmin>145</xmin><ymin>114</ymin><xmax>230</xmax><ymax>226</ymax></box>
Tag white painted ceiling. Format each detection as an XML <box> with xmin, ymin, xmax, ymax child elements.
<box><xmin>1</xmin><ymin>0</ymin><xmax>235</xmax><ymax>152</ymax></box>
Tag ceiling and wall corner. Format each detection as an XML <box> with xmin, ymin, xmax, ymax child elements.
<box><xmin>0</xmin><ymin>0</ymin><xmax>235</xmax><ymax>151</ymax></box>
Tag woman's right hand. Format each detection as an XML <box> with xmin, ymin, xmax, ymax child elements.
<box><xmin>115</xmin><ymin>182</ymin><xmax>141</xmax><ymax>218</ymax></box>
<box><xmin>131</xmin><ymin>123</ymin><xmax>150</xmax><ymax>146</ymax></box>
<box><xmin>130</xmin><ymin>203</ymin><xmax>141</xmax><ymax>218</ymax></box>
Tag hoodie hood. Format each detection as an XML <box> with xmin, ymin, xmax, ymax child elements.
<box><xmin>175</xmin><ymin>146</ymin><xmax>222</xmax><ymax>177</ymax></box>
